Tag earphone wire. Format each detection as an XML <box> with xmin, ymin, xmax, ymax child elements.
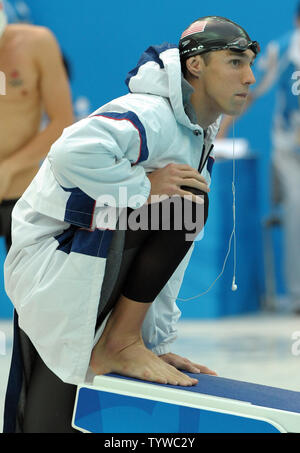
<box><xmin>232</xmin><ymin>119</ymin><xmax>237</xmax><ymax>286</ymax></box>
<box><xmin>175</xmin><ymin>119</ymin><xmax>237</xmax><ymax>302</ymax></box>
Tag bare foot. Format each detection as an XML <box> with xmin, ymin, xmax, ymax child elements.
<box><xmin>90</xmin><ymin>333</ymin><xmax>198</xmax><ymax>386</ymax></box>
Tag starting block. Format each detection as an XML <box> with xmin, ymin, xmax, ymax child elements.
<box><xmin>72</xmin><ymin>373</ymin><xmax>300</xmax><ymax>433</ymax></box>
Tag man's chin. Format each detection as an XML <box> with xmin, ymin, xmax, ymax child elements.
<box><xmin>224</xmin><ymin>105</ymin><xmax>245</xmax><ymax>116</ymax></box>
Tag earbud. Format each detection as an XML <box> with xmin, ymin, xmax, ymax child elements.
<box><xmin>231</xmin><ymin>278</ymin><xmax>238</xmax><ymax>291</ymax></box>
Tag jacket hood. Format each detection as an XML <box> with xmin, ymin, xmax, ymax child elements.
<box><xmin>125</xmin><ymin>43</ymin><xmax>221</xmax><ymax>138</ymax></box>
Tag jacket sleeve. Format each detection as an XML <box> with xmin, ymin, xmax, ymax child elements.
<box><xmin>48</xmin><ymin>114</ymin><xmax>151</xmax><ymax>209</ymax></box>
<box><xmin>142</xmin><ymin>246</ymin><xmax>194</xmax><ymax>355</ymax></box>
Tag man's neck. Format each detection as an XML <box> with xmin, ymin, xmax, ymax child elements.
<box><xmin>188</xmin><ymin>77</ymin><xmax>220</xmax><ymax>129</ymax></box>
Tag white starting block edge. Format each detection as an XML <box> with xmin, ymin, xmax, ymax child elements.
<box><xmin>72</xmin><ymin>375</ymin><xmax>300</xmax><ymax>433</ymax></box>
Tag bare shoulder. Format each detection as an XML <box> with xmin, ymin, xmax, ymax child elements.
<box><xmin>7</xmin><ymin>24</ymin><xmax>59</xmax><ymax>51</ymax></box>
<box><xmin>27</xmin><ymin>24</ymin><xmax>57</xmax><ymax>43</ymax></box>
<box><xmin>8</xmin><ymin>23</ymin><xmax>53</xmax><ymax>38</ymax></box>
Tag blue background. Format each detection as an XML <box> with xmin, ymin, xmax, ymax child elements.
<box><xmin>1</xmin><ymin>0</ymin><xmax>297</xmax><ymax>318</ymax></box>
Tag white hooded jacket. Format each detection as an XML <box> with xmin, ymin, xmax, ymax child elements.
<box><xmin>4</xmin><ymin>43</ymin><xmax>220</xmax><ymax>385</ymax></box>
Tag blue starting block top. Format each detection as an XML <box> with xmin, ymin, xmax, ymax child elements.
<box><xmin>72</xmin><ymin>373</ymin><xmax>300</xmax><ymax>433</ymax></box>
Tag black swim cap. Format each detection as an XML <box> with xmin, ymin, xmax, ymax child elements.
<box><xmin>179</xmin><ymin>16</ymin><xmax>260</xmax><ymax>61</ymax></box>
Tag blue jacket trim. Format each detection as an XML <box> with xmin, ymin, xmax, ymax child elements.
<box><xmin>93</xmin><ymin>111</ymin><xmax>149</xmax><ymax>164</ymax></box>
<box><xmin>62</xmin><ymin>187</ymin><xmax>96</xmax><ymax>229</ymax></box>
<box><xmin>125</xmin><ymin>43</ymin><xmax>178</xmax><ymax>90</ymax></box>
<box><xmin>55</xmin><ymin>226</ymin><xmax>114</xmax><ymax>258</ymax></box>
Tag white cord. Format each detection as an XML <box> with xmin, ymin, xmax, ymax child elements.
<box><xmin>231</xmin><ymin>120</ymin><xmax>237</xmax><ymax>291</ymax></box>
<box><xmin>175</xmin><ymin>119</ymin><xmax>237</xmax><ymax>302</ymax></box>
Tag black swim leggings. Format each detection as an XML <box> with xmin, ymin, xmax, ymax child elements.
<box><xmin>121</xmin><ymin>193</ymin><xmax>208</xmax><ymax>302</ymax></box>
<box><xmin>0</xmin><ymin>198</ymin><xmax>18</xmax><ymax>252</ymax></box>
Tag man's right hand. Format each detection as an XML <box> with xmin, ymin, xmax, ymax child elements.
<box><xmin>146</xmin><ymin>163</ymin><xmax>209</xmax><ymax>204</ymax></box>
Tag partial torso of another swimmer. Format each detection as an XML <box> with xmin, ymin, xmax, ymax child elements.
<box><xmin>0</xmin><ymin>25</ymin><xmax>44</xmax><ymax>199</ymax></box>
<box><xmin>0</xmin><ymin>24</ymin><xmax>73</xmax><ymax>200</ymax></box>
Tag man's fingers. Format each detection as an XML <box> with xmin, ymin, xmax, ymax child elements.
<box><xmin>198</xmin><ymin>366</ymin><xmax>218</xmax><ymax>376</ymax></box>
<box><xmin>179</xmin><ymin>177</ymin><xmax>210</xmax><ymax>192</ymax></box>
<box><xmin>167</xmin><ymin>358</ymin><xmax>217</xmax><ymax>376</ymax></box>
<box><xmin>178</xmin><ymin>169</ymin><xmax>208</xmax><ymax>184</ymax></box>
<box><xmin>159</xmin><ymin>353</ymin><xmax>218</xmax><ymax>376</ymax></box>
<box><xmin>147</xmin><ymin>163</ymin><xmax>209</xmax><ymax>201</ymax></box>
<box><xmin>167</xmin><ymin>163</ymin><xmax>208</xmax><ymax>184</ymax></box>
<box><xmin>170</xmin><ymin>355</ymin><xmax>217</xmax><ymax>376</ymax></box>
<box><xmin>183</xmin><ymin>363</ymin><xmax>218</xmax><ymax>376</ymax></box>
<box><xmin>176</xmin><ymin>189</ymin><xmax>204</xmax><ymax>204</ymax></box>
<box><xmin>188</xmin><ymin>361</ymin><xmax>218</xmax><ymax>376</ymax></box>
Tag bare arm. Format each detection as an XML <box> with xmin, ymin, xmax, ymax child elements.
<box><xmin>0</xmin><ymin>27</ymin><xmax>73</xmax><ymax>199</ymax></box>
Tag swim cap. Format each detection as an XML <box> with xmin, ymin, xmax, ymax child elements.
<box><xmin>179</xmin><ymin>16</ymin><xmax>260</xmax><ymax>61</ymax></box>
<box><xmin>0</xmin><ymin>0</ymin><xmax>7</xmax><ymax>39</ymax></box>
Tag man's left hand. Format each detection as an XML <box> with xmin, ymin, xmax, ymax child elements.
<box><xmin>159</xmin><ymin>352</ymin><xmax>217</xmax><ymax>376</ymax></box>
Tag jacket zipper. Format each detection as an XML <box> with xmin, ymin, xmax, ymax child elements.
<box><xmin>198</xmin><ymin>143</ymin><xmax>214</xmax><ymax>173</ymax></box>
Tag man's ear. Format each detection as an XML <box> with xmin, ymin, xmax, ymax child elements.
<box><xmin>185</xmin><ymin>55</ymin><xmax>204</xmax><ymax>78</ymax></box>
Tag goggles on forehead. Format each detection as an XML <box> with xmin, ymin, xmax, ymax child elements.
<box><xmin>224</xmin><ymin>37</ymin><xmax>260</xmax><ymax>55</ymax></box>
<box><xmin>180</xmin><ymin>36</ymin><xmax>260</xmax><ymax>58</ymax></box>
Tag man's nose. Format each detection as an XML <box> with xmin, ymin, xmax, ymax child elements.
<box><xmin>243</xmin><ymin>67</ymin><xmax>256</xmax><ymax>86</ymax></box>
